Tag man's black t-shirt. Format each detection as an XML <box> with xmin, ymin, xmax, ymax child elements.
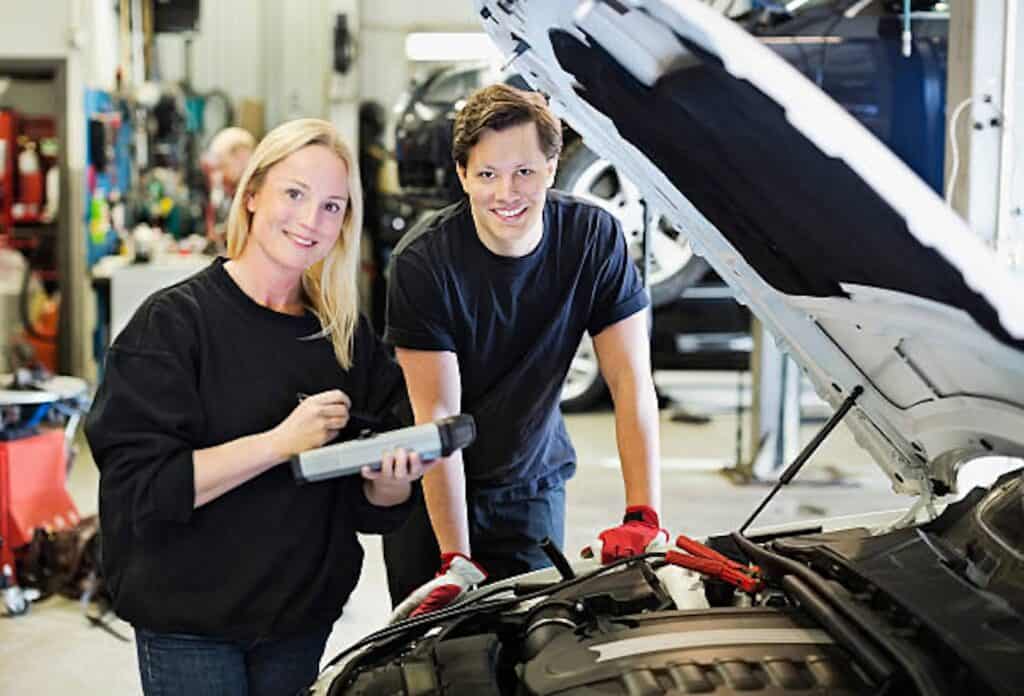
<box><xmin>86</xmin><ymin>259</ymin><xmax>415</xmax><ymax>640</ymax></box>
<box><xmin>385</xmin><ymin>190</ymin><xmax>648</xmax><ymax>488</ymax></box>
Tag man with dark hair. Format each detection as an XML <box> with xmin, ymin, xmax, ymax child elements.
<box><xmin>384</xmin><ymin>84</ymin><xmax>664</xmax><ymax>619</ymax></box>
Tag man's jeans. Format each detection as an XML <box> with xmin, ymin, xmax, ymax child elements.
<box><xmin>383</xmin><ymin>478</ymin><xmax>567</xmax><ymax>606</ymax></box>
<box><xmin>134</xmin><ymin>625</ymin><xmax>331</xmax><ymax>696</ymax></box>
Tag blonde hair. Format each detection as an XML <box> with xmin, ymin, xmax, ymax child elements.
<box><xmin>208</xmin><ymin>126</ymin><xmax>256</xmax><ymax>160</ymax></box>
<box><xmin>225</xmin><ymin>118</ymin><xmax>364</xmax><ymax>369</ymax></box>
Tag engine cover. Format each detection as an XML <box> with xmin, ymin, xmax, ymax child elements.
<box><xmin>522</xmin><ymin>607</ymin><xmax>874</xmax><ymax>695</ymax></box>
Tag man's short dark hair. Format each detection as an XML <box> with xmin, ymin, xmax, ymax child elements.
<box><xmin>452</xmin><ymin>84</ymin><xmax>563</xmax><ymax>168</ymax></box>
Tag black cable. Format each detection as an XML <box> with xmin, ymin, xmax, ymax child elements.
<box><xmin>321</xmin><ymin>553</ymin><xmax>664</xmax><ymax>673</ymax></box>
<box><xmin>732</xmin><ymin>532</ymin><xmax>947</xmax><ymax>695</ymax></box>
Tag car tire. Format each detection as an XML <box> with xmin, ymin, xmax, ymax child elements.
<box><xmin>555</xmin><ymin>140</ymin><xmax>700</xmax><ymax>309</ymax></box>
<box><xmin>556</xmin><ymin>141</ymin><xmax>707</xmax><ymax>411</ymax></box>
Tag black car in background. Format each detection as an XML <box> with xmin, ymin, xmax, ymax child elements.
<box><xmin>378</xmin><ymin>0</ymin><xmax>948</xmax><ymax>411</ymax></box>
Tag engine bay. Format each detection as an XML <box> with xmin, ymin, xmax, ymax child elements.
<box><xmin>311</xmin><ymin>473</ymin><xmax>1024</xmax><ymax>696</ymax></box>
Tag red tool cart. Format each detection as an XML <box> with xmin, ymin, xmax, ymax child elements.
<box><xmin>1</xmin><ymin>377</ymin><xmax>87</xmax><ymax>615</ymax></box>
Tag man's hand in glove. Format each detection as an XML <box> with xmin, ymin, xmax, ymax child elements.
<box><xmin>389</xmin><ymin>552</ymin><xmax>487</xmax><ymax>623</ymax></box>
<box><xmin>597</xmin><ymin>505</ymin><xmax>668</xmax><ymax>564</ymax></box>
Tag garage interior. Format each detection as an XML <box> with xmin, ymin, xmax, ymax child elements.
<box><xmin>2</xmin><ymin>1</ymin><xmax>1023</xmax><ymax>695</ymax></box>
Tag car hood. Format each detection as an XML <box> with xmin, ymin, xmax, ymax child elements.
<box><xmin>475</xmin><ymin>0</ymin><xmax>1024</xmax><ymax>497</ymax></box>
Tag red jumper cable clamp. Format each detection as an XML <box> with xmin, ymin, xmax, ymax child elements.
<box><xmin>664</xmin><ymin>534</ymin><xmax>763</xmax><ymax>594</ymax></box>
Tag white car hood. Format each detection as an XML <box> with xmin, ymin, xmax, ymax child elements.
<box><xmin>475</xmin><ymin>0</ymin><xmax>1024</xmax><ymax>497</ymax></box>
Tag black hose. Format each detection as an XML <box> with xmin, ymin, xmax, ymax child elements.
<box><xmin>732</xmin><ymin>532</ymin><xmax>947</xmax><ymax>695</ymax></box>
<box><xmin>780</xmin><ymin>574</ymin><xmax>894</xmax><ymax>683</ymax></box>
<box><xmin>539</xmin><ymin>537</ymin><xmax>575</xmax><ymax>580</ymax></box>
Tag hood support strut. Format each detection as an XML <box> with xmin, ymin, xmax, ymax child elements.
<box><xmin>739</xmin><ymin>386</ymin><xmax>865</xmax><ymax>534</ymax></box>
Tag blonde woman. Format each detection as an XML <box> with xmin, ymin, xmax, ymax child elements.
<box><xmin>87</xmin><ymin>119</ymin><xmax>425</xmax><ymax>696</ymax></box>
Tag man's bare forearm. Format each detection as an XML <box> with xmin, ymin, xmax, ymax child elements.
<box><xmin>422</xmin><ymin>451</ymin><xmax>471</xmax><ymax>554</ymax></box>
<box><xmin>394</xmin><ymin>347</ymin><xmax>471</xmax><ymax>555</ymax></box>
<box><xmin>595</xmin><ymin>311</ymin><xmax>662</xmax><ymax>514</ymax></box>
<box><xmin>612</xmin><ymin>372</ymin><xmax>661</xmax><ymax>512</ymax></box>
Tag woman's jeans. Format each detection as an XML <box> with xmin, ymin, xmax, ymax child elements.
<box><xmin>134</xmin><ymin>624</ymin><xmax>332</xmax><ymax>696</ymax></box>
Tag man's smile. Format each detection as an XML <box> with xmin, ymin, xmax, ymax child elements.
<box><xmin>492</xmin><ymin>205</ymin><xmax>527</xmax><ymax>221</ymax></box>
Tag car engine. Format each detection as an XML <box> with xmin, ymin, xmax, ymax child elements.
<box><xmin>316</xmin><ymin>553</ymin><xmax>882</xmax><ymax>695</ymax></box>
<box><xmin>312</xmin><ymin>474</ymin><xmax>1024</xmax><ymax>696</ymax></box>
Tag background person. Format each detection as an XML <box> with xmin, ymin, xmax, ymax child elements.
<box><xmin>87</xmin><ymin>118</ymin><xmax>424</xmax><ymax>696</ymax></box>
<box><xmin>203</xmin><ymin>126</ymin><xmax>256</xmax><ymax>249</ymax></box>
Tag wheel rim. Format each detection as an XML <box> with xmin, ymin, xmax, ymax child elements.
<box><xmin>562</xmin><ymin>333</ymin><xmax>600</xmax><ymax>402</ymax></box>
<box><xmin>568</xmin><ymin>157</ymin><xmax>693</xmax><ymax>288</ymax></box>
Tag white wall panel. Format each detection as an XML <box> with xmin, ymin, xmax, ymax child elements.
<box><xmin>0</xmin><ymin>0</ymin><xmax>72</xmax><ymax>58</ymax></box>
<box><xmin>155</xmin><ymin>0</ymin><xmax>265</xmax><ymax>110</ymax></box>
<box><xmin>357</xmin><ymin>28</ymin><xmax>410</xmax><ymax>120</ymax></box>
<box><xmin>263</xmin><ymin>0</ymin><xmax>331</xmax><ymax>127</ymax></box>
<box><xmin>362</xmin><ymin>0</ymin><xmax>478</xmax><ymax>28</ymax></box>
<box><xmin>190</xmin><ymin>0</ymin><xmax>265</xmax><ymax>103</ymax></box>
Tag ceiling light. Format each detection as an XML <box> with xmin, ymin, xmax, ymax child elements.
<box><xmin>404</xmin><ymin>32</ymin><xmax>501</xmax><ymax>62</ymax></box>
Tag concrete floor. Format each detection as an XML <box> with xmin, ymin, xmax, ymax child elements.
<box><xmin>0</xmin><ymin>375</ymin><xmax>913</xmax><ymax>695</ymax></box>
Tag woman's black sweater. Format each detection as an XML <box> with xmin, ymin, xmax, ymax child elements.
<box><xmin>86</xmin><ymin>259</ymin><xmax>414</xmax><ymax>640</ymax></box>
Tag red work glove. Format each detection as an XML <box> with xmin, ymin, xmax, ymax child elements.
<box><xmin>388</xmin><ymin>552</ymin><xmax>487</xmax><ymax>623</ymax></box>
<box><xmin>597</xmin><ymin>505</ymin><xmax>669</xmax><ymax>564</ymax></box>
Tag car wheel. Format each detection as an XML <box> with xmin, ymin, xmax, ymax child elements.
<box><xmin>561</xmin><ymin>332</ymin><xmax>606</xmax><ymax>412</ymax></box>
<box><xmin>555</xmin><ymin>140</ymin><xmax>700</xmax><ymax>309</ymax></box>
<box><xmin>556</xmin><ymin>141</ymin><xmax>708</xmax><ymax>411</ymax></box>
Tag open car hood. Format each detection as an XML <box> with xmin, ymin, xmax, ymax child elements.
<box><xmin>475</xmin><ymin>0</ymin><xmax>1024</xmax><ymax>497</ymax></box>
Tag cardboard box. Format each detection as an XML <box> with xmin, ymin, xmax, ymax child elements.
<box><xmin>237</xmin><ymin>99</ymin><xmax>265</xmax><ymax>140</ymax></box>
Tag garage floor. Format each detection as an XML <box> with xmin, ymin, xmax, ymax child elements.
<box><xmin>0</xmin><ymin>374</ymin><xmax>912</xmax><ymax>695</ymax></box>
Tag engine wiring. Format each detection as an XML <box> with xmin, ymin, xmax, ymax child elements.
<box><xmin>319</xmin><ymin>552</ymin><xmax>670</xmax><ymax>675</ymax></box>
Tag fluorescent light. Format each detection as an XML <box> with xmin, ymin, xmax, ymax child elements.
<box><xmin>404</xmin><ymin>32</ymin><xmax>501</xmax><ymax>62</ymax></box>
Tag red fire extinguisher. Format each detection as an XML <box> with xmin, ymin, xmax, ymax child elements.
<box><xmin>15</xmin><ymin>138</ymin><xmax>43</xmax><ymax>220</ymax></box>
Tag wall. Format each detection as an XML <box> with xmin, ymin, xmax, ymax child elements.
<box><xmin>0</xmin><ymin>0</ymin><xmax>120</xmax><ymax>379</ymax></box>
<box><xmin>154</xmin><ymin>0</ymin><xmax>348</xmax><ymax>140</ymax></box>
<box><xmin>148</xmin><ymin>0</ymin><xmax>482</xmax><ymax>141</ymax></box>
<box><xmin>149</xmin><ymin>0</ymin><xmax>479</xmax><ymax>152</ymax></box>
<box><xmin>155</xmin><ymin>1</ymin><xmax>266</xmax><ymax>117</ymax></box>
<box><xmin>0</xmin><ymin>0</ymin><xmax>72</xmax><ymax>58</ymax></box>
<box><xmin>0</xmin><ymin>0</ymin><xmax>486</xmax><ymax>376</ymax></box>
<box><xmin>945</xmin><ymin>0</ymin><xmax>1024</xmax><ymax>267</ymax></box>
<box><xmin>359</xmin><ymin>0</ymin><xmax>480</xmax><ymax>132</ymax></box>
